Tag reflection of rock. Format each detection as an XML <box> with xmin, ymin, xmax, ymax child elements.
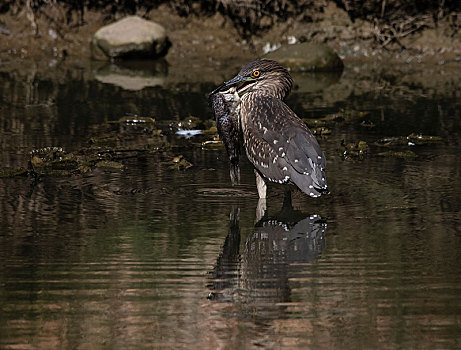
<box><xmin>91</xmin><ymin>16</ymin><xmax>170</xmax><ymax>60</ymax></box>
<box><xmin>208</xmin><ymin>196</ymin><xmax>326</xmax><ymax>306</ymax></box>
<box><xmin>93</xmin><ymin>59</ymin><xmax>168</xmax><ymax>90</ymax></box>
<box><xmin>291</xmin><ymin>71</ymin><xmax>342</xmax><ymax>93</ymax></box>
<box><xmin>264</xmin><ymin>43</ymin><xmax>343</xmax><ymax>72</ymax></box>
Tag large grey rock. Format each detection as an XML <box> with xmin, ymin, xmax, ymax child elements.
<box><xmin>91</xmin><ymin>16</ymin><xmax>170</xmax><ymax>60</ymax></box>
<box><xmin>264</xmin><ymin>43</ymin><xmax>343</xmax><ymax>72</ymax></box>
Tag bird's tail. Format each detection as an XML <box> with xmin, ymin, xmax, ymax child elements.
<box><xmin>312</xmin><ymin>167</ymin><xmax>328</xmax><ymax>195</ymax></box>
<box><xmin>290</xmin><ymin>166</ymin><xmax>328</xmax><ymax>198</ymax></box>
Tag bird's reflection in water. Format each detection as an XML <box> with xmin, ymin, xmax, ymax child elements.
<box><xmin>207</xmin><ymin>194</ymin><xmax>327</xmax><ymax>316</ymax></box>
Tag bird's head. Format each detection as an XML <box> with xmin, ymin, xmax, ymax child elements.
<box><xmin>210</xmin><ymin>59</ymin><xmax>293</xmax><ymax>100</ymax></box>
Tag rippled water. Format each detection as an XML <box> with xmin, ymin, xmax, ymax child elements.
<box><xmin>0</xmin><ymin>59</ymin><xmax>460</xmax><ymax>349</ymax></box>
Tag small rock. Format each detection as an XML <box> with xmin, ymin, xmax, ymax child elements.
<box><xmin>91</xmin><ymin>16</ymin><xmax>170</xmax><ymax>60</ymax></box>
<box><xmin>264</xmin><ymin>43</ymin><xmax>344</xmax><ymax>72</ymax></box>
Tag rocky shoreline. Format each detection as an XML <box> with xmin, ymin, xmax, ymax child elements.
<box><xmin>1</xmin><ymin>2</ymin><xmax>460</xmax><ymax>66</ymax></box>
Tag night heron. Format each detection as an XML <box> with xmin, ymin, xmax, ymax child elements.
<box><xmin>209</xmin><ymin>59</ymin><xmax>328</xmax><ymax>199</ymax></box>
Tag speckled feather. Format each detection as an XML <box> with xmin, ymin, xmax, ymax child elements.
<box><xmin>209</xmin><ymin>59</ymin><xmax>328</xmax><ymax>197</ymax></box>
<box><xmin>241</xmin><ymin>93</ymin><xmax>327</xmax><ymax>196</ymax></box>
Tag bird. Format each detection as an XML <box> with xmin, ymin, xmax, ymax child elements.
<box><xmin>209</xmin><ymin>59</ymin><xmax>328</xmax><ymax>199</ymax></box>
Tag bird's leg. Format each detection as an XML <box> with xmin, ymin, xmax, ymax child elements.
<box><xmin>229</xmin><ymin>161</ymin><xmax>240</xmax><ymax>185</ymax></box>
<box><xmin>279</xmin><ymin>189</ymin><xmax>293</xmax><ymax>217</ymax></box>
<box><xmin>254</xmin><ymin>170</ymin><xmax>267</xmax><ymax>199</ymax></box>
<box><xmin>255</xmin><ymin>198</ymin><xmax>267</xmax><ymax>223</ymax></box>
<box><xmin>282</xmin><ymin>189</ymin><xmax>293</xmax><ymax>211</ymax></box>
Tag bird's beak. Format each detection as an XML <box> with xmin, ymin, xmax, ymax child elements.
<box><xmin>209</xmin><ymin>75</ymin><xmax>253</xmax><ymax>97</ymax></box>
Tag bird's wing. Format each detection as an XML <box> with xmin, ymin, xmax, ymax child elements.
<box><xmin>240</xmin><ymin>94</ymin><xmax>327</xmax><ymax>196</ymax></box>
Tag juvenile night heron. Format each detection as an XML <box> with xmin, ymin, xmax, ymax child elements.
<box><xmin>209</xmin><ymin>59</ymin><xmax>328</xmax><ymax>199</ymax></box>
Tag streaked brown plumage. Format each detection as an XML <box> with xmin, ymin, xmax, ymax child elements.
<box><xmin>209</xmin><ymin>59</ymin><xmax>328</xmax><ymax>199</ymax></box>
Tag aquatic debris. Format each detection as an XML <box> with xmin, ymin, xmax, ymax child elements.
<box><xmin>114</xmin><ymin>116</ymin><xmax>158</xmax><ymax>134</ymax></box>
<box><xmin>304</xmin><ymin>109</ymin><xmax>370</xmax><ymax>129</ymax></box>
<box><xmin>90</xmin><ymin>115</ymin><xmax>160</xmax><ymax>140</ymax></box>
<box><xmin>341</xmin><ymin>140</ymin><xmax>369</xmax><ymax>160</ymax></box>
<box><xmin>175</xmin><ymin>129</ymin><xmax>203</xmax><ymax>138</ymax></box>
<box><xmin>0</xmin><ymin>114</ymin><xmax>221</xmax><ymax>178</ymax></box>
<box><xmin>175</xmin><ymin>116</ymin><xmax>205</xmax><ymax>130</ymax></box>
<box><xmin>89</xmin><ymin>115</ymin><xmax>166</xmax><ymax>150</ymax></box>
<box><xmin>169</xmin><ymin>155</ymin><xmax>192</xmax><ymax>170</ymax></box>
<box><xmin>342</xmin><ymin>134</ymin><xmax>431</xmax><ymax>160</ymax></box>
<box><xmin>375</xmin><ymin>133</ymin><xmax>443</xmax><ymax>147</ymax></box>
<box><xmin>95</xmin><ymin>161</ymin><xmax>125</xmax><ymax>169</ymax></box>
<box><xmin>1</xmin><ymin>114</ymin><xmax>167</xmax><ymax>177</ymax></box>
<box><xmin>376</xmin><ymin>150</ymin><xmax>417</xmax><ymax>159</ymax></box>
<box><xmin>201</xmin><ymin>125</ymin><xmax>218</xmax><ymax>135</ymax></box>
<box><xmin>30</xmin><ymin>147</ymin><xmax>64</xmax><ymax>161</ymax></box>
<box><xmin>0</xmin><ymin>167</ymin><xmax>28</xmax><ymax>178</ymax></box>
<box><xmin>1</xmin><ymin>145</ymin><xmax>125</xmax><ymax>177</ymax></box>
<box><xmin>360</xmin><ymin>120</ymin><xmax>375</xmax><ymax>128</ymax></box>
<box><xmin>201</xmin><ymin>140</ymin><xmax>224</xmax><ymax>150</ymax></box>
<box><xmin>28</xmin><ymin>147</ymin><xmax>92</xmax><ymax>176</ymax></box>
<box><xmin>170</xmin><ymin>117</ymin><xmax>218</xmax><ymax>140</ymax></box>
<box><xmin>311</xmin><ymin>127</ymin><xmax>332</xmax><ymax>136</ymax></box>
<box><xmin>169</xmin><ymin>116</ymin><xmax>215</xmax><ymax>132</ymax></box>
<box><xmin>120</xmin><ymin>115</ymin><xmax>155</xmax><ymax>125</ymax></box>
<box><xmin>407</xmin><ymin>133</ymin><xmax>443</xmax><ymax>145</ymax></box>
<box><xmin>303</xmin><ymin>115</ymin><xmax>340</xmax><ymax>128</ymax></box>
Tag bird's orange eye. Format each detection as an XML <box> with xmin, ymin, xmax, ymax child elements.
<box><xmin>252</xmin><ymin>70</ymin><xmax>260</xmax><ymax>78</ymax></box>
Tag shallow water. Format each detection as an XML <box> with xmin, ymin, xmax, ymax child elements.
<box><xmin>0</xmin><ymin>59</ymin><xmax>460</xmax><ymax>349</ymax></box>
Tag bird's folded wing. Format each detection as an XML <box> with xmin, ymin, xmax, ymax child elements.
<box><xmin>241</xmin><ymin>94</ymin><xmax>327</xmax><ymax>191</ymax></box>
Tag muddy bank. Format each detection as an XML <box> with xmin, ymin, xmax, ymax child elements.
<box><xmin>0</xmin><ymin>2</ymin><xmax>460</xmax><ymax>67</ymax></box>
<box><xmin>0</xmin><ymin>1</ymin><xmax>460</xmax><ymax>103</ymax></box>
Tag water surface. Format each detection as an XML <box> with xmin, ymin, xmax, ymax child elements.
<box><xmin>0</xmin><ymin>59</ymin><xmax>460</xmax><ymax>349</ymax></box>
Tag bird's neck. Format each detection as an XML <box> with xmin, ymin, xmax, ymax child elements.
<box><xmin>242</xmin><ymin>89</ymin><xmax>288</xmax><ymax>101</ymax></box>
<box><xmin>248</xmin><ymin>77</ymin><xmax>292</xmax><ymax>100</ymax></box>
